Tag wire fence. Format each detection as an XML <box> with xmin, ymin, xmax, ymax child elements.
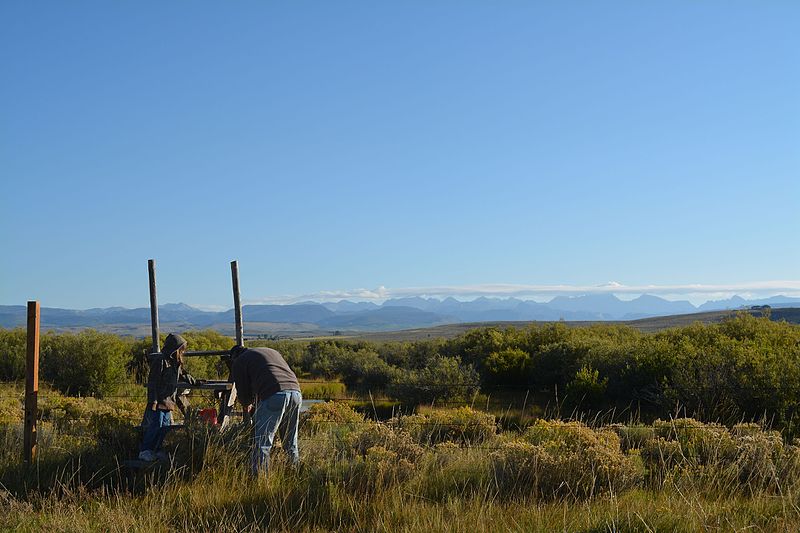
<box><xmin>6</xmin><ymin>378</ymin><xmax>800</xmax><ymax>396</ymax></box>
<box><xmin>3</xmin><ymin>378</ymin><xmax>799</xmax><ymax>432</ymax></box>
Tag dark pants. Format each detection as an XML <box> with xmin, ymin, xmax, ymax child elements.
<box><xmin>140</xmin><ymin>408</ymin><xmax>172</xmax><ymax>453</ymax></box>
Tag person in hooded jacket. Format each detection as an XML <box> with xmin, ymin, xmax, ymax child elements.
<box><xmin>138</xmin><ymin>333</ymin><xmax>197</xmax><ymax>461</ymax></box>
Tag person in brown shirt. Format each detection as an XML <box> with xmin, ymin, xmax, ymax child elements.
<box><xmin>229</xmin><ymin>345</ymin><xmax>302</xmax><ymax>476</ymax></box>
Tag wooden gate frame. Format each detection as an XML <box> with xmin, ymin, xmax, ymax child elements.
<box><xmin>147</xmin><ymin>259</ymin><xmax>244</xmax><ymax>428</ymax></box>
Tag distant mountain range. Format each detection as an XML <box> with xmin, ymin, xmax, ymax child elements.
<box><xmin>1</xmin><ymin>294</ymin><xmax>799</xmax><ymax>334</ymax></box>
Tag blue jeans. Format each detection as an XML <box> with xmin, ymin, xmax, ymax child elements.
<box><xmin>252</xmin><ymin>390</ymin><xmax>302</xmax><ymax>477</ymax></box>
<box><xmin>140</xmin><ymin>408</ymin><xmax>172</xmax><ymax>453</ymax></box>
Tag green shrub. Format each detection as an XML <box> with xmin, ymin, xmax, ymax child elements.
<box><xmin>0</xmin><ymin>329</ymin><xmax>26</xmax><ymax>381</ymax></box>
<box><xmin>387</xmin><ymin>356</ymin><xmax>479</xmax><ymax>406</ymax></box>
<box><xmin>778</xmin><ymin>443</ymin><xmax>800</xmax><ymax>489</ymax></box>
<box><xmin>300</xmin><ymin>380</ymin><xmax>347</xmax><ymax>400</ymax></box>
<box><xmin>0</xmin><ymin>384</ymin><xmax>23</xmax><ymax>424</ymax></box>
<box><xmin>483</xmin><ymin>348</ymin><xmax>530</xmax><ymax>388</ymax></box>
<box><xmin>0</xmin><ymin>397</ymin><xmax>22</xmax><ymax>424</ymax></box>
<box><xmin>302</xmin><ymin>340</ymin><xmax>353</xmax><ymax>378</ymax></box>
<box><xmin>413</xmin><ymin>444</ymin><xmax>492</xmax><ymax>500</ymax></box>
<box><xmin>41</xmin><ymin>330</ymin><xmax>131</xmax><ymax>396</ymax></box>
<box><xmin>731</xmin><ymin>422</ymin><xmax>763</xmax><ymax>437</ymax></box>
<box><xmin>36</xmin><ymin>392</ymin><xmax>141</xmax><ymax>434</ymax></box>
<box><xmin>89</xmin><ymin>412</ymin><xmax>140</xmax><ymax>455</ymax></box>
<box><xmin>336</xmin><ymin>349</ymin><xmax>399</xmax><ymax>393</ymax></box>
<box><xmin>180</xmin><ymin>330</ymin><xmax>235</xmax><ymax>379</ymax></box>
<box><xmin>565</xmin><ymin>365</ymin><xmax>608</xmax><ymax>408</ymax></box>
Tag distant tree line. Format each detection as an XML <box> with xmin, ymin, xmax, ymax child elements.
<box><xmin>2</xmin><ymin>314</ymin><xmax>800</xmax><ymax>430</ymax></box>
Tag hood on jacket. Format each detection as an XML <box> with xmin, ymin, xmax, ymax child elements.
<box><xmin>162</xmin><ymin>333</ymin><xmax>188</xmax><ymax>359</ymax></box>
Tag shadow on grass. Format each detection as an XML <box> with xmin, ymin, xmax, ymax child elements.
<box><xmin>0</xmin><ymin>418</ymin><xmax>241</xmax><ymax>498</ymax></box>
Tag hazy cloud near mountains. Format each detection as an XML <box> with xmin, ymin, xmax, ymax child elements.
<box><xmin>249</xmin><ymin>281</ymin><xmax>800</xmax><ymax>305</ymax></box>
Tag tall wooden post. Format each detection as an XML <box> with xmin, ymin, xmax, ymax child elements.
<box><xmin>148</xmin><ymin>259</ymin><xmax>160</xmax><ymax>354</ymax></box>
<box><xmin>24</xmin><ymin>301</ymin><xmax>40</xmax><ymax>464</ymax></box>
<box><xmin>231</xmin><ymin>260</ymin><xmax>243</xmax><ymax>346</ymax></box>
<box><xmin>221</xmin><ymin>260</ymin><xmax>243</xmax><ymax>427</ymax></box>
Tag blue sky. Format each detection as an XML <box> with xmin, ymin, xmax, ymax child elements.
<box><xmin>2</xmin><ymin>1</ymin><xmax>798</xmax><ymax>309</ymax></box>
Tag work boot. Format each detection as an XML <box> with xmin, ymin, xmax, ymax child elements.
<box><xmin>138</xmin><ymin>450</ymin><xmax>156</xmax><ymax>462</ymax></box>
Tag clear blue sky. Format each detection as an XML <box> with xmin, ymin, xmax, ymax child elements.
<box><xmin>2</xmin><ymin>1</ymin><xmax>798</xmax><ymax>309</ymax></box>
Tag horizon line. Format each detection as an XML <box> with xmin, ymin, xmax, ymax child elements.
<box><xmin>245</xmin><ymin>280</ymin><xmax>800</xmax><ymax>307</ymax></box>
<box><xmin>5</xmin><ymin>281</ymin><xmax>800</xmax><ymax>311</ymax></box>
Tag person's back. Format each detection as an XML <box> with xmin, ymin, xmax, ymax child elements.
<box><xmin>230</xmin><ymin>347</ymin><xmax>300</xmax><ymax>406</ymax></box>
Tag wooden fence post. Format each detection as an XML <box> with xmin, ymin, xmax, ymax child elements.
<box><xmin>231</xmin><ymin>260</ymin><xmax>244</xmax><ymax>346</ymax></box>
<box><xmin>148</xmin><ymin>259</ymin><xmax>160</xmax><ymax>354</ymax></box>
<box><xmin>24</xmin><ymin>300</ymin><xmax>40</xmax><ymax>464</ymax></box>
<box><xmin>220</xmin><ymin>260</ymin><xmax>244</xmax><ymax>427</ymax></box>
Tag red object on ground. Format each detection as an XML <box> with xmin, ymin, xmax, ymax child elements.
<box><xmin>199</xmin><ymin>408</ymin><xmax>218</xmax><ymax>426</ymax></box>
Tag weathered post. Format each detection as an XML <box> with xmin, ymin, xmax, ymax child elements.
<box><xmin>220</xmin><ymin>260</ymin><xmax>244</xmax><ymax>426</ymax></box>
<box><xmin>148</xmin><ymin>259</ymin><xmax>160</xmax><ymax>353</ymax></box>
<box><xmin>231</xmin><ymin>260</ymin><xmax>244</xmax><ymax>346</ymax></box>
<box><xmin>24</xmin><ymin>301</ymin><xmax>40</xmax><ymax>464</ymax></box>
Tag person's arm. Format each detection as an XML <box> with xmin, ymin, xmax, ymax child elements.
<box><xmin>231</xmin><ymin>361</ymin><xmax>253</xmax><ymax>407</ymax></box>
<box><xmin>146</xmin><ymin>356</ymin><xmax>161</xmax><ymax>409</ymax></box>
<box><xmin>179</xmin><ymin>365</ymin><xmax>198</xmax><ymax>385</ymax></box>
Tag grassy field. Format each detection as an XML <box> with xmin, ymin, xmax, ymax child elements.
<box><xmin>3</xmin><ymin>383</ymin><xmax>800</xmax><ymax>532</ymax></box>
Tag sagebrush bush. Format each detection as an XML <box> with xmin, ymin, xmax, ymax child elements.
<box><xmin>344</xmin><ymin>445</ymin><xmax>417</xmax><ymax>493</ymax></box>
<box><xmin>413</xmin><ymin>443</ymin><xmax>491</xmax><ymax>500</ymax></box>
<box><xmin>611</xmin><ymin>424</ymin><xmax>656</xmax><ymax>451</ymax></box>
<box><xmin>300</xmin><ymin>401</ymin><xmax>365</xmax><ymax>436</ymax></box>
<box><xmin>651</xmin><ymin>418</ymin><xmax>736</xmax><ymax>465</ymax></box>
<box><xmin>522</xmin><ymin>419</ymin><xmax>621</xmax><ymax>453</ymax></box>
<box><xmin>305</xmin><ymin>421</ymin><xmax>426</xmax><ymax>494</ymax></box>
<box><xmin>347</xmin><ymin>422</ymin><xmax>423</xmax><ymax>464</ymax></box>
<box><xmin>640</xmin><ymin>437</ymin><xmax>684</xmax><ymax>475</ymax></box>
<box><xmin>733</xmin><ymin>431</ymin><xmax>784</xmax><ymax>488</ymax></box>
<box><xmin>391</xmin><ymin>407</ymin><xmax>496</xmax><ymax>446</ymax></box>
<box><xmin>641</xmin><ymin>417</ymin><xmax>800</xmax><ymax>493</ymax></box>
<box><xmin>491</xmin><ymin>420</ymin><xmax>642</xmax><ymax>499</ymax></box>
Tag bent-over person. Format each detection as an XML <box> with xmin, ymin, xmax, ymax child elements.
<box><xmin>229</xmin><ymin>345</ymin><xmax>302</xmax><ymax>476</ymax></box>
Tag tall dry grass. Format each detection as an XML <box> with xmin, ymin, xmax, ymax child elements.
<box><xmin>3</xmin><ymin>398</ymin><xmax>800</xmax><ymax>531</ymax></box>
